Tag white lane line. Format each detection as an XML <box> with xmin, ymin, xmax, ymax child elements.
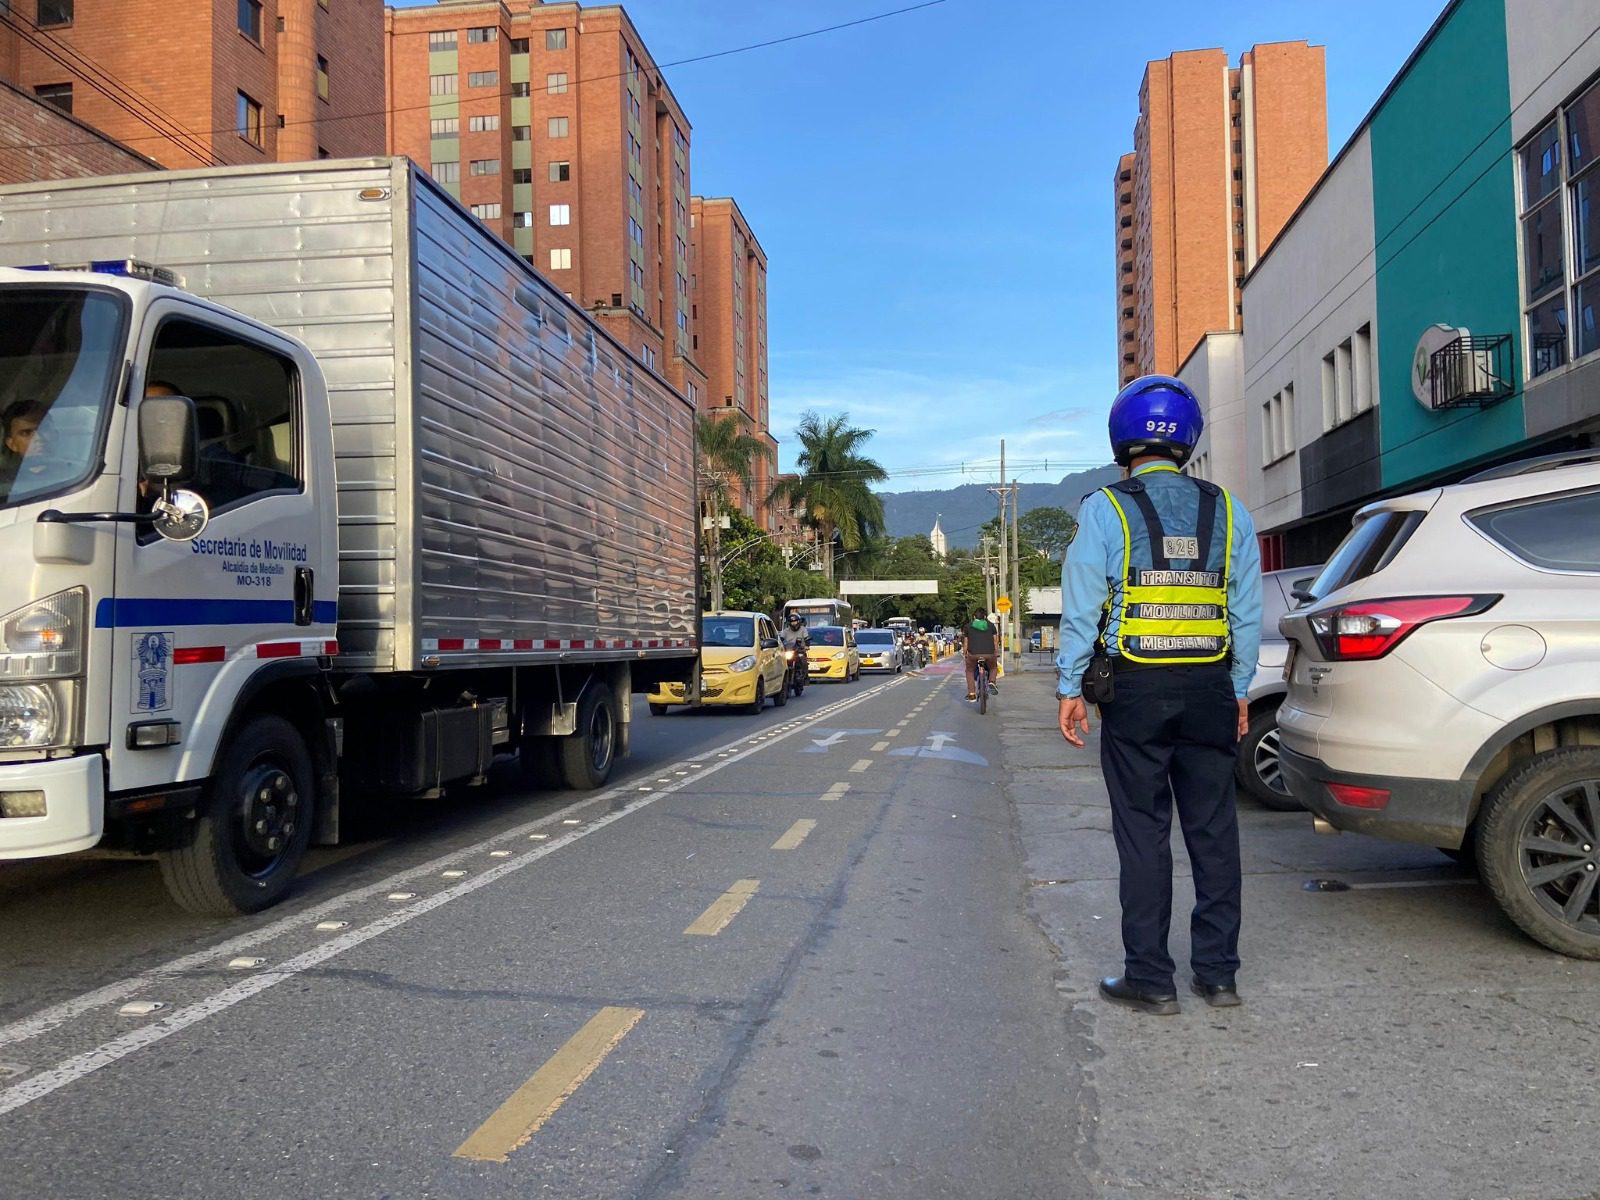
<box><xmin>821</xmin><ymin>783</ymin><xmax>850</xmax><ymax>800</ymax></box>
<box><xmin>0</xmin><ymin>674</ymin><xmax>908</xmax><ymax>1114</ymax></box>
<box><xmin>871</xmin><ymin>741</ymin><xmax>890</xmax><ymax>751</ymax></box>
<box><xmin>849</xmin><ymin>759</ymin><xmax>872</xmax><ymax>774</ymax></box>
<box><xmin>884</xmin><ymin>729</ymin><xmax>900</xmax><ymax>738</ymax></box>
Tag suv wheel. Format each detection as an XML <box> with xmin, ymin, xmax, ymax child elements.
<box><xmin>1478</xmin><ymin>747</ymin><xmax>1600</xmax><ymax>959</ymax></box>
<box><xmin>1235</xmin><ymin>706</ymin><xmax>1301</xmax><ymax>812</ymax></box>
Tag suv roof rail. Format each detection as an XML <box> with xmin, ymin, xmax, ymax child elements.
<box><xmin>1461</xmin><ymin>448</ymin><xmax>1600</xmax><ymax>484</ymax></box>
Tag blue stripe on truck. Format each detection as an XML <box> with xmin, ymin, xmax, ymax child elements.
<box><xmin>94</xmin><ymin>598</ymin><xmax>338</xmax><ymax>628</ymax></box>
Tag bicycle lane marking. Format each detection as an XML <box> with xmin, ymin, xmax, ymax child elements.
<box><xmin>0</xmin><ymin>677</ymin><xmax>920</xmax><ymax>1117</ymax></box>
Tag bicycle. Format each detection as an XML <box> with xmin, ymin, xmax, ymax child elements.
<box><xmin>973</xmin><ymin>656</ymin><xmax>992</xmax><ymax>715</ymax></box>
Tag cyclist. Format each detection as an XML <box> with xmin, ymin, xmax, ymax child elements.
<box><xmin>960</xmin><ymin>607</ymin><xmax>999</xmax><ymax>702</ymax></box>
<box><xmin>1056</xmin><ymin>374</ymin><xmax>1262</xmax><ymax>1016</ymax></box>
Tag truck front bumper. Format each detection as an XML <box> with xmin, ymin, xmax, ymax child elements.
<box><xmin>0</xmin><ymin>753</ymin><xmax>106</xmax><ymax>858</ymax></box>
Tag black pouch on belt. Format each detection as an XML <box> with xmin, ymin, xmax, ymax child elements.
<box><xmin>1081</xmin><ymin>652</ymin><xmax>1115</xmax><ymax>704</ymax></box>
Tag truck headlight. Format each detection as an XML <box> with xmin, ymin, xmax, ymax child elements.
<box><xmin>0</xmin><ymin>681</ymin><xmax>77</xmax><ymax>749</ymax></box>
<box><xmin>1</xmin><ymin>588</ymin><xmax>87</xmax><ymax>680</ymax></box>
<box><xmin>729</xmin><ymin>655</ymin><xmax>757</xmax><ymax>673</ymax></box>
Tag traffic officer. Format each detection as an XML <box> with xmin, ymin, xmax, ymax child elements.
<box><xmin>1056</xmin><ymin>375</ymin><xmax>1262</xmax><ymax>1016</ymax></box>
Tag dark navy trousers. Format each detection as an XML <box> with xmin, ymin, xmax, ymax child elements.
<box><xmin>1097</xmin><ymin>664</ymin><xmax>1242</xmax><ymax>992</ymax></box>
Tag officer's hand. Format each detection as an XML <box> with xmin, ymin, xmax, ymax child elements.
<box><xmin>1059</xmin><ymin>696</ymin><xmax>1090</xmax><ymax>747</ymax></box>
<box><xmin>1236</xmin><ymin>699</ymin><xmax>1249</xmax><ymax>741</ymax></box>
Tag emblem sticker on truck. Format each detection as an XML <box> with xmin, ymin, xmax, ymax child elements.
<box><xmin>133</xmin><ymin>631</ymin><xmax>174</xmax><ymax>713</ymax></box>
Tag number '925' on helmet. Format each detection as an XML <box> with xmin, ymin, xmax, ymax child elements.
<box><xmin>1107</xmin><ymin>374</ymin><xmax>1204</xmax><ymax>467</ymax></box>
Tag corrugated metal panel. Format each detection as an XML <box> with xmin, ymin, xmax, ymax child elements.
<box><xmin>0</xmin><ymin>158</ymin><xmax>698</xmax><ymax>672</ymax></box>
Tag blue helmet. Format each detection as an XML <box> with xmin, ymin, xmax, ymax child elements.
<box><xmin>1107</xmin><ymin>374</ymin><xmax>1203</xmax><ymax>467</ymax></box>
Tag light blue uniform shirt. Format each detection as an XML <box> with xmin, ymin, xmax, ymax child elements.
<box><xmin>1056</xmin><ymin>462</ymin><xmax>1262</xmax><ymax>700</ymax></box>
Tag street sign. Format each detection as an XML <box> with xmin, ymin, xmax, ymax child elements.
<box><xmin>996</xmin><ymin>595</ymin><xmax>1013</xmax><ymax>614</ymax></box>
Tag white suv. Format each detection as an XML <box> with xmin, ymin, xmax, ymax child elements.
<box><xmin>1277</xmin><ymin>452</ymin><xmax>1600</xmax><ymax>958</ymax></box>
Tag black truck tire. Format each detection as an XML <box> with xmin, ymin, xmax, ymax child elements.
<box><xmin>157</xmin><ymin>714</ymin><xmax>314</xmax><ymax>916</ymax></box>
<box><xmin>559</xmin><ymin>681</ymin><xmax>616</xmax><ymax>791</ymax></box>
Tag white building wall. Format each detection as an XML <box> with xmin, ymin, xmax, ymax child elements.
<box><xmin>1177</xmin><ymin>330</ymin><xmax>1246</xmax><ymax>497</ymax></box>
<box><xmin>1506</xmin><ymin>0</ymin><xmax>1600</xmax><ymax>141</ymax></box>
<box><xmin>1241</xmin><ymin>127</ymin><xmax>1379</xmax><ymax>534</ymax></box>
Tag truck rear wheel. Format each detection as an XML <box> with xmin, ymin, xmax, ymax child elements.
<box><xmin>559</xmin><ymin>681</ymin><xmax>616</xmax><ymax>790</ymax></box>
<box><xmin>157</xmin><ymin>714</ymin><xmax>314</xmax><ymax>916</ymax></box>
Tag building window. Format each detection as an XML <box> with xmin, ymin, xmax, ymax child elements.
<box><xmin>548</xmin><ymin>203</ymin><xmax>571</xmax><ymax>226</ymax></box>
<box><xmin>427</xmin><ymin>30</ymin><xmax>456</xmax><ymax>51</ymax></box>
<box><xmin>36</xmin><ymin>0</ymin><xmax>70</xmax><ymax>26</ymax></box>
<box><xmin>546</xmin><ymin>28</ymin><xmax>567</xmax><ymax>50</ymax></box>
<box><xmin>1261</xmin><ymin>383</ymin><xmax>1295</xmax><ymax>466</ymax></box>
<box><xmin>1353</xmin><ymin>324</ymin><xmax>1375</xmax><ymax>415</ymax></box>
<box><xmin>431</xmin><ymin>160</ymin><xmax>460</xmax><ymax>183</ymax></box>
<box><xmin>514</xmin><ymin>211</ymin><xmax>533</xmax><ymax>228</ymax></box>
<box><xmin>550</xmin><ymin>248</ymin><xmax>572</xmax><ymax>270</ymax></box>
<box><xmin>512</xmin><ymin>168</ymin><xmax>532</xmax><ymax>184</ymax></box>
<box><xmin>236</xmin><ymin>91</ymin><xmax>263</xmax><ymax>146</ymax></box>
<box><xmin>467</xmin><ymin>71</ymin><xmax>498</xmax><ymax>88</ymax></box>
<box><xmin>510</xmin><ymin>37</ymin><xmax>529</xmax><ymax>54</ymax></box>
<box><xmin>466</xmin><ymin>26</ymin><xmax>498</xmax><ymax>43</ymax></box>
<box><xmin>469</xmin><ymin>158</ymin><xmax>500</xmax><ymax>176</ymax></box>
<box><xmin>238</xmin><ymin>0</ymin><xmax>262</xmax><ymax>42</ymax></box>
<box><xmin>316</xmin><ymin>55</ymin><xmax>329</xmax><ymax>101</ymax></box>
<box><xmin>430</xmin><ymin>117</ymin><xmax>459</xmax><ymax>136</ymax></box>
<box><xmin>511</xmin><ymin>82</ymin><xmax>530</xmax><ymax>98</ymax></box>
<box><xmin>468</xmin><ymin>114</ymin><xmax>499</xmax><ymax>132</ymax></box>
<box><xmin>512</xmin><ymin>125</ymin><xmax>531</xmax><ymax>142</ymax></box>
<box><xmin>548</xmin><ymin>116</ymin><xmax>569</xmax><ymax>138</ymax></box>
<box><xmin>547</xmin><ymin>72</ymin><xmax>568</xmax><ymax>95</ymax></box>
<box><xmin>548</xmin><ymin>160</ymin><xmax>570</xmax><ymax>182</ymax></box>
<box><xmin>33</xmin><ymin>82</ymin><xmax>71</xmax><ymax>114</ymax></box>
<box><xmin>470</xmin><ymin>203</ymin><xmax>501</xmax><ymax>220</ymax></box>
<box><xmin>429</xmin><ymin>74</ymin><xmax>457</xmax><ymax>96</ymax></box>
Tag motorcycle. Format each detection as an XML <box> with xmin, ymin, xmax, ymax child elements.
<box><xmin>784</xmin><ymin>643</ymin><xmax>809</xmax><ymax>697</ymax></box>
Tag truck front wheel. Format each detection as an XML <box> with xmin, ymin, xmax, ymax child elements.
<box><xmin>158</xmin><ymin>714</ymin><xmax>314</xmax><ymax>916</ymax></box>
<box><xmin>559</xmin><ymin>681</ymin><xmax>616</xmax><ymax>790</ymax></box>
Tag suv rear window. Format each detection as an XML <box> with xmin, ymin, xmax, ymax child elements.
<box><xmin>1311</xmin><ymin>510</ymin><xmax>1424</xmax><ymax>596</ymax></box>
<box><xmin>1468</xmin><ymin>488</ymin><xmax>1600</xmax><ymax>572</ymax></box>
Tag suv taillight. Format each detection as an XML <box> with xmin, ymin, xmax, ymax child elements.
<box><xmin>1307</xmin><ymin>595</ymin><xmax>1500</xmax><ymax>661</ymax></box>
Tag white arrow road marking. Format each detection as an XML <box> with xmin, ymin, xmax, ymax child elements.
<box><xmin>928</xmin><ymin>732</ymin><xmax>956</xmax><ymax>752</ymax></box>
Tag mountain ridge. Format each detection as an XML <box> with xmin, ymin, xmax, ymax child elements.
<box><xmin>881</xmin><ymin>464</ymin><xmax>1123</xmax><ymax>549</ymax></box>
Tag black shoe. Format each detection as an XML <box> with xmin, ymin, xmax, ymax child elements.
<box><xmin>1190</xmin><ymin>977</ymin><xmax>1242</xmax><ymax>1007</ymax></box>
<box><xmin>1098</xmin><ymin>976</ymin><xmax>1179</xmax><ymax>1016</ymax></box>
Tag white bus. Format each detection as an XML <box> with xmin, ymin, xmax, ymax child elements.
<box><xmin>783</xmin><ymin>598</ymin><xmax>855</xmax><ymax>631</ymax></box>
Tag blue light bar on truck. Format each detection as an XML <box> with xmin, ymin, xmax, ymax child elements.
<box><xmin>17</xmin><ymin>259</ymin><xmax>184</xmax><ymax>287</ymax></box>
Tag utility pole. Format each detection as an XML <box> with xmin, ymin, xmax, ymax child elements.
<box><xmin>979</xmin><ymin>536</ymin><xmax>996</xmax><ymax>616</ymax></box>
<box><xmin>1009</xmin><ymin>478</ymin><xmax>1022</xmax><ymax>665</ymax></box>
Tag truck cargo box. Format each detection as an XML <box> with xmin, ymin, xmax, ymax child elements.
<box><xmin>0</xmin><ymin>157</ymin><xmax>699</xmax><ymax>673</ymax></box>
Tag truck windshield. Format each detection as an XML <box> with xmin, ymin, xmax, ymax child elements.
<box><xmin>0</xmin><ymin>288</ymin><xmax>126</xmax><ymax>510</ymax></box>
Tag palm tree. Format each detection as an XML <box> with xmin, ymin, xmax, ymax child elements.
<box><xmin>769</xmin><ymin>411</ymin><xmax>887</xmax><ymax>581</ymax></box>
<box><xmin>696</xmin><ymin>412</ymin><xmax>772</xmax><ymax>610</ymax></box>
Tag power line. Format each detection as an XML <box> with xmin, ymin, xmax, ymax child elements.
<box><xmin>0</xmin><ymin>10</ymin><xmax>223</xmax><ymax>166</ymax></box>
<box><xmin>0</xmin><ymin>0</ymin><xmax>948</xmax><ymax>155</ymax></box>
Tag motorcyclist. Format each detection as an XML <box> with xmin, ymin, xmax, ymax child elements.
<box><xmin>780</xmin><ymin>612</ymin><xmax>811</xmax><ymax>687</ymax></box>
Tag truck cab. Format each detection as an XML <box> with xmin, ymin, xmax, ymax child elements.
<box><xmin>1</xmin><ymin>261</ymin><xmax>337</xmax><ymax>908</ymax></box>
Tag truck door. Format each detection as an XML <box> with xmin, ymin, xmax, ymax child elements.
<box><xmin>107</xmin><ymin>304</ymin><xmax>333</xmax><ymax>794</ymax></box>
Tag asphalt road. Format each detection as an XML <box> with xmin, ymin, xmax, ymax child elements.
<box><xmin>0</xmin><ymin>661</ymin><xmax>1084</xmax><ymax>1199</ymax></box>
<box><xmin>8</xmin><ymin>657</ymin><xmax>1600</xmax><ymax>1200</ymax></box>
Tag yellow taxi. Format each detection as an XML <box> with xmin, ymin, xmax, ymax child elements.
<box><xmin>648</xmin><ymin>612</ymin><xmax>789</xmax><ymax>714</ymax></box>
<box><xmin>805</xmin><ymin>624</ymin><xmax>860</xmax><ymax>682</ymax></box>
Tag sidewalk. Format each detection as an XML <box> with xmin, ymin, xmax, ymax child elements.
<box><xmin>996</xmin><ymin>664</ymin><xmax>1600</xmax><ymax>1200</ymax></box>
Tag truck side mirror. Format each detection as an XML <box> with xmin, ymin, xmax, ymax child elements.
<box><xmin>138</xmin><ymin>394</ymin><xmax>197</xmax><ymax>485</ymax></box>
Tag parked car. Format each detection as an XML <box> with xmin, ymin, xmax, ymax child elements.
<box><xmin>1236</xmin><ymin>564</ymin><xmax>1324</xmax><ymax>810</ymax></box>
<box><xmin>806</xmin><ymin>624</ymin><xmax>861</xmax><ymax>682</ymax></box>
<box><xmin>648</xmin><ymin>611</ymin><xmax>788</xmax><ymax>715</ymax></box>
<box><xmin>856</xmin><ymin>628</ymin><xmax>903</xmax><ymax>673</ymax></box>
<box><xmin>1277</xmin><ymin>451</ymin><xmax>1600</xmax><ymax>957</ymax></box>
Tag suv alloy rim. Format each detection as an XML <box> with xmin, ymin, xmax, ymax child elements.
<box><xmin>1254</xmin><ymin>727</ymin><xmax>1288</xmax><ymax>795</ymax></box>
<box><xmin>1518</xmin><ymin>779</ymin><xmax>1600</xmax><ymax>931</ymax></box>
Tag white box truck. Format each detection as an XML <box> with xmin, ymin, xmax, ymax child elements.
<box><xmin>0</xmin><ymin>159</ymin><xmax>700</xmax><ymax>914</ymax></box>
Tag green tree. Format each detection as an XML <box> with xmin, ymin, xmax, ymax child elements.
<box><xmin>696</xmin><ymin>413</ymin><xmax>772</xmax><ymax>610</ymax></box>
<box><xmin>714</xmin><ymin>510</ymin><xmax>823</xmax><ymax>615</ymax></box>
<box><xmin>768</xmin><ymin>411</ymin><xmax>887</xmax><ymax>581</ymax></box>
<box><xmin>1019</xmin><ymin>506</ymin><xmax>1078</xmax><ymax>561</ymax></box>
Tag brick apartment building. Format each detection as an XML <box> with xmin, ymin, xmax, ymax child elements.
<box><xmin>0</xmin><ymin>77</ymin><xmax>159</xmax><ymax>184</ymax></box>
<box><xmin>0</xmin><ymin>0</ymin><xmax>385</xmax><ymax>171</ymax></box>
<box><xmin>691</xmin><ymin>195</ymin><xmax>773</xmax><ymax>525</ymax></box>
<box><xmin>1115</xmin><ymin>41</ymin><xmax>1327</xmax><ymax>385</ymax></box>
<box><xmin>385</xmin><ymin>0</ymin><xmax>707</xmax><ymax>406</ymax></box>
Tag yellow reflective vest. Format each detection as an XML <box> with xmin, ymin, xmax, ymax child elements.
<box><xmin>1098</xmin><ymin>471</ymin><xmax>1235</xmax><ymax>666</ymax></box>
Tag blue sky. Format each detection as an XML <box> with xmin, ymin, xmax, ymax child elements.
<box><xmin>394</xmin><ymin>0</ymin><xmax>1448</xmax><ymax>490</ymax></box>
